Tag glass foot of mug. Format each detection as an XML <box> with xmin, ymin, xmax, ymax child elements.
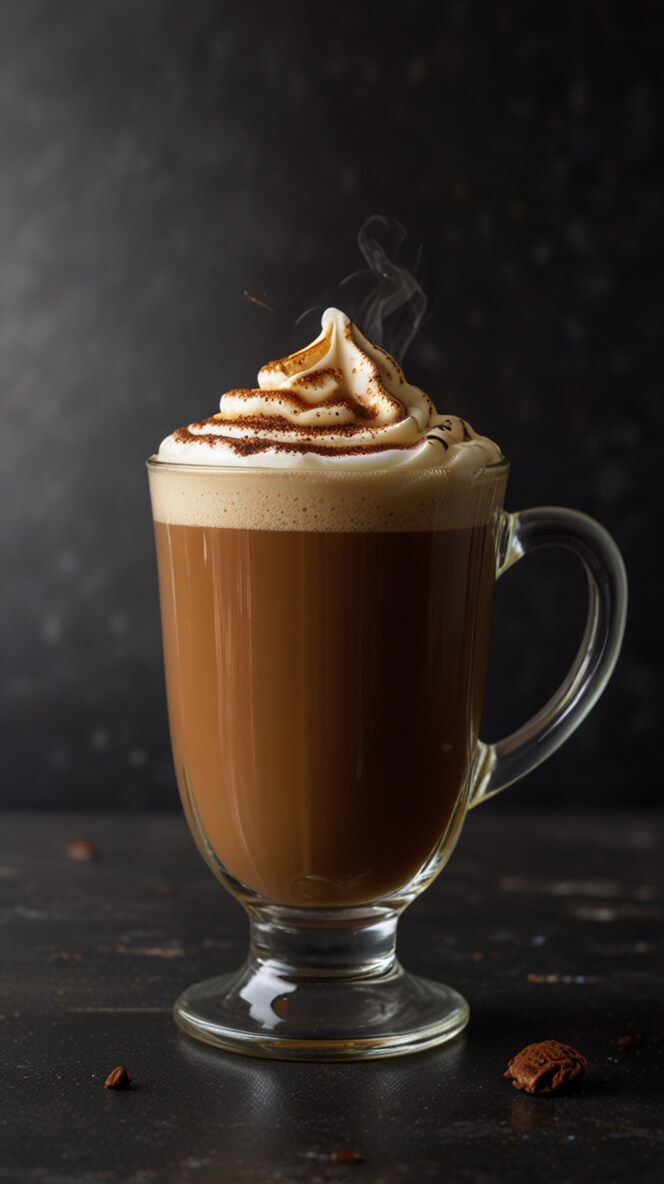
<box><xmin>173</xmin><ymin>961</ymin><xmax>469</xmax><ymax>1061</ymax></box>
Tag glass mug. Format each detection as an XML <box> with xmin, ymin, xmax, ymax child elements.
<box><xmin>147</xmin><ymin>458</ymin><xmax>627</xmax><ymax>1060</ymax></box>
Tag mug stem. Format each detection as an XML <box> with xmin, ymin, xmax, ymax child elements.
<box><xmin>248</xmin><ymin>904</ymin><xmax>401</xmax><ymax>980</ymax></box>
<box><xmin>173</xmin><ymin>902</ymin><xmax>469</xmax><ymax>1060</ymax></box>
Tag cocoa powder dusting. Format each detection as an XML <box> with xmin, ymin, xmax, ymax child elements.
<box><xmin>261</xmin><ymin>327</ymin><xmax>332</xmax><ymax>376</ymax></box>
<box><xmin>173</xmin><ymin>424</ymin><xmax>426</xmax><ymax>457</ymax></box>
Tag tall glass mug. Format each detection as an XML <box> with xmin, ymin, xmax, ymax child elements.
<box><xmin>147</xmin><ymin>458</ymin><xmax>627</xmax><ymax>1059</ymax></box>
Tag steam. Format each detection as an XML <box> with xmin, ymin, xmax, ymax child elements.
<box><xmin>294</xmin><ymin>215</ymin><xmax>428</xmax><ymax>362</ymax></box>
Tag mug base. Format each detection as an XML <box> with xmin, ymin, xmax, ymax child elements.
<box><xmin>173</xmin><ymin>961</ymin><xmax>469</xmax><ymax>1060</ymax></box>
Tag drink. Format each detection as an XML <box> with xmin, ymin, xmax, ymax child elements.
<box><xmin>148</xmin><ymin>307</ymin><xmax>625</xmax><ymax>1058</ymax></box>
<box><xmin>150</xmin><ymin>465</ymin><xmax>505</xmax><ymax>907</ymax></box>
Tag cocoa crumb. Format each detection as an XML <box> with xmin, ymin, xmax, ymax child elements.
<box><xmin>242</xmin><ymin>290</ymin><xmax>275</xmax><ymax>313</ymax></box>
<box><xmin>66</xmin><ymin>839</ymin><xmax>96</xmax><ymax>861</ymax></box>
<box><xmin>104</xmin><ymin>1066</ymin><xmax>132</xmax><ymax>1090</ymax></box>
<box><xmin>617</xmin><ymin>1021</ymin><xmax>642</xmax><ymax>1050</ymax></box>
<box><xmin>331</xmin><ymin>1150</ymin><xmax>364</xmax><ymax>1164</ymax></box>
<box><xmin>504</xmin><ymin>1040</ymin><xmax>587</xmax><ymax>1095</ymax></box>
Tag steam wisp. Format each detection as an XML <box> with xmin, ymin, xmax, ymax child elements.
<box><xmin>295</xmin><ymin>215</ymin><xmax>428</xmax><ymax>362</ymax></box>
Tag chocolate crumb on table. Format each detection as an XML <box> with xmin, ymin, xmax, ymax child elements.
<box><xmin>504</xmin><ymin>1040</ymin><xmax>587</xmax><ymax>1095</ymax></box>
<box><xmin>617</xmin><ymin>1021</ymin><xmax>643</xmax><ymax>1050</ymax></box>
<box><xmin>66</xmin><ymin>839</ymin><xmax>97</xmax><ymax>861</ymax></box>
<box><xmin>330</xmin><ymin>1149</ymin><xmax>365</xmax><ymax>1164</ymax></box>
<box><xmin>104</xmin><ymin>1066</ymin><xmax>132</xmax><ymax>1090</ymax></box>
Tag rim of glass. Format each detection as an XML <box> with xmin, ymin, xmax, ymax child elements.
<box><xmin>146</xmin><ymin>455</ymin><xmax>510</xmax><ymax>476</ymax></box>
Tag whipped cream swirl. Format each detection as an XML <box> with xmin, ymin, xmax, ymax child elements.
<box><xmin>157</xmin><ymin>308</ymin><xmax>502</xmax><ymax>470</ymax></box>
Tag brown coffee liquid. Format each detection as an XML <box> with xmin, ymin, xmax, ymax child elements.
<box><xmin>154</xmin><ymin>519</ymin><xmax>496</xmax><ymax>907</ymax></box>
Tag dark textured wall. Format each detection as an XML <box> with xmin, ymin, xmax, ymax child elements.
<box><xmin>1</xmin><ymin>1</ymin><xmax>660</xmax><ymax>809</ymax></box>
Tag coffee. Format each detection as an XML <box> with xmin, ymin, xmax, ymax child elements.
<box><xmin>150</xmin><ymin>307</ymin><xmax>505</xmax><ymax>908</ymax></box>
<box><xmin>150</xmin><ymin>465</ymin><xmax>506</xmax><ymax>907</ymax></box>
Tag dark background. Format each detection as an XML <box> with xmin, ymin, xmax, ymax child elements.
<box><xmin>1</xmin><ymin>0</ymin><xmax>660</xmax><ymax>810</ymax></box>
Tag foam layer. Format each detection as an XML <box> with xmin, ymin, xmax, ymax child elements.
<box><xmin>157</xmin><ymin>308</ymin><xmax>503</xmax><ymax>471</ymax></box>
<box><xmin>148</xmin><ymin>461</ymin><xmax>509</xmax><ymax>533</ymax></box>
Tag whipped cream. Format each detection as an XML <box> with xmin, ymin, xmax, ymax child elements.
<box><xmin>157</xmin><ymin>308</ymin><xmax>502</xmax><ymax>471</ymax></box>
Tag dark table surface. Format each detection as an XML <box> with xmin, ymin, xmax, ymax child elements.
<box><xmin>1</xmin><ymin>809</ymin><xmax>662</xmax><ymax>1183</ymax></box>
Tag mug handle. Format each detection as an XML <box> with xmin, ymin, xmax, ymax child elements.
<box><xmin>469</xmin><ymin>506</ymin><xmax>628</xmax><ymax>807</ymax></box>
